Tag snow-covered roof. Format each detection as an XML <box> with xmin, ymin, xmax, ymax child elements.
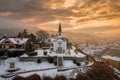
<box><xmin>102</xmin><ymin>55</ymin><xmax>120</xmax><ymax>61</ymax></box>
<box><xmin>0</xmin><ymin>38</ymin><xmax>29</xmax><ymax>45</ymax></box>
<box><xmin>9</xmin><ymin>38</ymin><xmax>28</xmax><ymax>44</ymax></box>
<box><xmin>0</xmin><ymin>39</ymin><xmax>5</xmax><ymax>44</ymax></box>
<box><xmin>20</xmin><ymin>53</ymin><xmax>28</xmax><ymax>57</ymax></box>
<box><xmin>53</xmin><ymin>38</ymin><xmax>66</xmax><ymax>42</ymax></box>
<box><xmin>49</xmin><ymin>38</ymin><xmax>56</xmax><ymax>42</ymax></box>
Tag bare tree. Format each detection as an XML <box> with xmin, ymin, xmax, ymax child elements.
<box><xmin>36</xmin><ymin>30</ymin><xmax>49</xmax><ymax>39</ymax></box>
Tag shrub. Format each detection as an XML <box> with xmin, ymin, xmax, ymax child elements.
<box><xmin>28</xmin><ymin>52</ymin><xmax>37</xmax><ymax>56</ymax></box>
<box><xmin>25</xmin><ymin>74</ymin><xmax>41</xmax><ymax>80</ymax></box>
<box><xmin>15</xmin><ymin>50</ymin><xmax>25</xmax><ymax>57</ymax></box>
<box><xmin>7</xmin><ymin>50</ymin><xmax>25</xmax><ymax>57</ymax></box>
<box><xmin>73</xmin><ymin>59</ymin><xmax>77</xmax><ymax>64</ymax></box>
<box><xmin>7</xmin><ymin>51</ymin><xmax>16</xmax><ymax>57</ymax></box>
<box><xmin>13</xmin><ymin>76</ymin><xmax>25</xmax><ymax>80</ymax></box>
<box><xmin>76</xmin><ymin>62</ymin><xmax>80</xmax><ymax>66</ymax></box>
<box><xmin>48</xmin><ymin>57</ymin><xmax>53</xmax><ymax>63</ymax></box>
<box><xmin>43</xmin><ymin>51</ymin><xmax>47</xmax><ymax>55</ymax></box>
<box><xmin>37</xmin><ymin>59</ymin><xmax>41</xmax><ymax>63</ymax></box>
<box><xmin>0</xmin><ymin>49</ymin><xmax>7</xmax><ymax>56</ymax></box>
<box><xmin>54</xmin><ymin>62</ymin><xmax>57</xmax><ymax>66</ymax></box>
<box><xmin>43</xmin><ymin>76</ymin><xmax>53</xmax><ymax>80</ymax></box>
<box><xmin>69</xmin><ymin>78</ymin><xmax>76</xmax><ymax>80</ymax></box>
<box><xmin>54</xmin><ymin>75</ymin><xmax>68</xmax><ymax>80</ymax></box>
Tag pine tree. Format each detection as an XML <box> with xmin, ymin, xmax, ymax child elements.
<box><xmin>25</xmin><ymin>41</ymin><xmax>32</xmax><ymax>53</ymax></box>
<box><xmin>17</xmin><ymin>32</ymin><xmax>22</xmax><ymax>38</ymax></box>
<box><xmin>29</xmin><ymin>33</ymin><xmax>36</xmax><ymax>42</ymax></box>
<box><xmin>22</xmin><ymin>29</ymin><xmax>28</xmax><ymax>38</ymax></box>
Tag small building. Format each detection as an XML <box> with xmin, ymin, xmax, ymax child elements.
<box><xmin>0</xmin><ymin>38</ymin><xmax>29</xmax><ymax>49</ymax></box>
<box><xmin>7</xmin><ymin>58</ymin><xmax>17</xmax><ymax>70</ymax></box>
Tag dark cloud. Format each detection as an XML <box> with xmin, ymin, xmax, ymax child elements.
<box><xmin>0</xmin><ymin>0</ymin><xmax>74</xmax><ymax>24</ymax></box>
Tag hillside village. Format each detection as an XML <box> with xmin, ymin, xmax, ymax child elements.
<box><xmin>0</xmin><ymin>23</ymin><xmax>120</xmax><ymax>80</ymax></box>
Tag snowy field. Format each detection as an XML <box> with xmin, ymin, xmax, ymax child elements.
<box><xmin>0</xmin><ymin>58</ymin><xmax>87</xmax><ymax>80</ymax></box>
<box><xmin>18</xmin><ymin>68</ymin><xmax>73</xmax><ymax>78</ymax></box>
<box><xmin>34</xmin><ymin>47</ymin><xmax>85</xmax><ymax>58</ymax></box>
<box><xmin>0</xmin><ymin>47</ymin><xmax>87</xmax><ymax>80</ymax></box>
<box><xmin>0</xmin><ymin>59</ymin><xmax>86</xmax><ymax>73</ymax></box>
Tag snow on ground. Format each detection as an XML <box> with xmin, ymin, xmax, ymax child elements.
<box><xmin>0</xmin><ymin>57</ymin><xmax>87</xmax><ymax>80</ymax></box>
<box><xmin>19</xmin><ymin>69</ymin><xmax>73</xmax><ymax>78</ymax></box>
<box><xmin>2</xmin><ymin>59</ymin><xmax>84</xmax><ymax>72</ymax></box>
<box><xmin>0</xmin><ymin>47</ymin><xmax>87</xmax><ymax>80</ymax></box>
<box><xmin>114</xmin><ymin>68</ymin><xmax>120</xmax><ymax>78</ymax></box>
<box><xmin>63</xmin><ymin>60</ymin><xmax>77</xmax><ymax>67</ymax></box>
<box><xmin>79</xmin><ymin>44</ymin><xmax>105</xmax><ymax>56</ymax></box>
<box><xmin>0</xmin><ymin>58</ymin><xmax>56</xmax><ymax>72</ymax></box>
<box><xmin>63</xmin><ymin>60</ymin><xmax>86</xmax><ymax>67</ymax></box>
<box><xmin>102</xmin><ymin>55</ymin><xmax>120</xmax><ymax>61</ymax></box>
<box><xmin>114</xmin><ymin>68</ymin><xmax>120</xmax><ymax>74</ymax></box>
<box><xmin>0</xmin><ymin>63</ymin><xmax>8</xmax><ymax>75</ymax></box>
<box><xmin>16</xmin><ymin>61</ymin><xmax>56</xmax><ymax>71</ymax></box>
<box><xmin>35</xmin><ymin>48</ymin><xmax>85</xmax><ymax>58</ymax></box>
<box><xmin>72</xmin><ymin>46</ymin><xmax>76</xmax><ymax>50</ymax></box>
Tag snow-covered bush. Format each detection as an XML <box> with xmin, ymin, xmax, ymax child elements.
<box><xmin>48</xmin><ymin>57</ymin><xmax>53</xmax><ymax>63</ymax></box>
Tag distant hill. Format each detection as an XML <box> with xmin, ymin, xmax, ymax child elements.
<box><xmin>48</xmin><ymin>30</ymin><xmax>120</xmax><ymax>44</ymax></box>
<box><xmin>0</xmin><ymin>27</ymin><xmax>120</xmax><ymax>44</ymax></box>
<box><xmin>102</xmin><ymin>48</ymin><xmax>120</xmax><ymax>57</ymax></box>
<box><xmin>0</xmin><ymin>27</ymin><xmax>37</xmax><ymax>38</ymax></box>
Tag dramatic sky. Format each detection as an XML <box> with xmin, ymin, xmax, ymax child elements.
<box><xmin>0</xmin><ymin>0</ymin><xmax>120</xmax><ymax>38</ymax></box>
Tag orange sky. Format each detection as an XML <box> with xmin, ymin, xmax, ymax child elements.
<box><xmin>0</xmin><ymin>0</ymin><xmax>120</xmax><ymax>38</ymax></box>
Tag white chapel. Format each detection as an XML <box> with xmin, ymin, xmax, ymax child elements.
<box><xmin>52</xmin><ymin>23</ymin><xmax>67</xmax><ymax>53</ymax></box>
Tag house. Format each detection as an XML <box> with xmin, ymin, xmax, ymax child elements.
<box><xmin>31</xmin><ymin>42</ymin><xmax>40</xmax><ymax>50</ymax></box>
<box><xmin>0</xmin><ymin>38</ymin><xmax>29</xmax><ymax>49</ymax></box>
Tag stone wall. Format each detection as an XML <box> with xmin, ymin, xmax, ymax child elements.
<box><xmin>19</xmin><ymin>56</ymin><xmax>87</xmax><ymax>62</ymax></box>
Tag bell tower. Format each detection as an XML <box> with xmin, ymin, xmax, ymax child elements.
<box><xmin>58</xmin><ymin>23</ymin><xmax>62</xmax><ymax>38</ymax></box>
